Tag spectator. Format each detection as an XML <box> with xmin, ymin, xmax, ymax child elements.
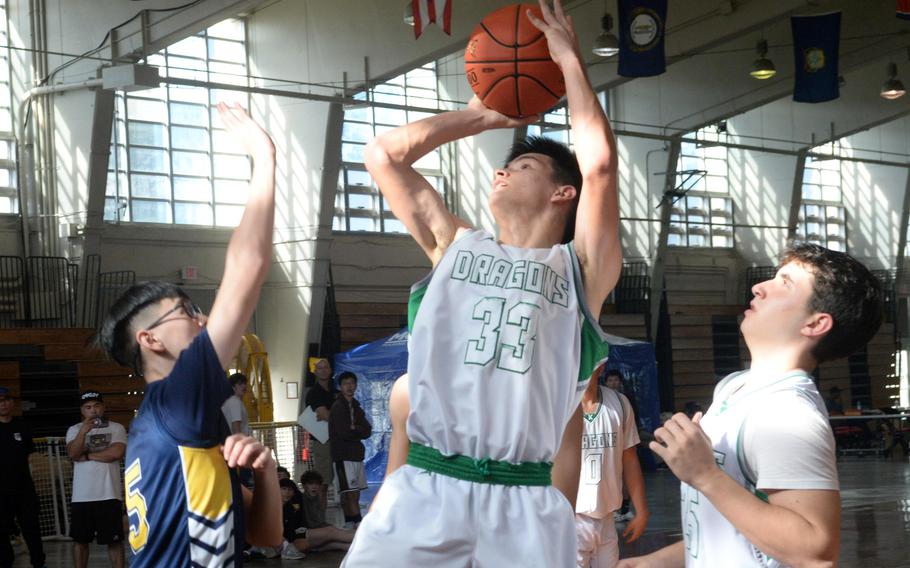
<box><xmin>222</xmin><ymin>373</ymin><xmax>254</xmax><ymax>488</ymax></box>
<box><xmin>222</xmin><ymin>373</ymin><xmax>251</xmax><ymax>436</ymax></box>
<box><xmin>0</xmin><ymin>386</ymin><xmax>46</xmax><ymax>568</ymax></box>
<box><xmin>825</xmin><ymin>386</ymin><xmax>844</xmax><ymax>415</ymax></box>
<box><xmin>283</xmin><ymin>475</ymin><xmax>354</xmax><ymax>553</ymax></box>
<box><xmin>300</xmin><ymin>471</ymin><xmax>354</xmax><ymax>550</ymax></box>
<box><xmin>304</xmin><ymin>358</ymin><xmax>338</xmax><ymax>504</ymax></box>
<box><xmin>65</xmin><ymin>391</ymin><xmax>127</xmax><ymax>568</ymax></box>
<box><xmin>329</xmin><ymin>371</ymin><xmax>372</xmax><ymax>528</ymax></box>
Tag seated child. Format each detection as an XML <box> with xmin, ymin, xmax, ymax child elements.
<box><xmin>282</xmin><ymin>476</ymin><xmax>354</xmax><ymax>553</ymax></box>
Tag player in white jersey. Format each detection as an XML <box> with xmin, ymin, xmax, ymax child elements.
<box><xmin>619</xmin><ymin>244</ymin><xmax>883</xmax><ymax>568</ymax></box>
<box><xmin>576</xmin><ymin>374</ymin><xmax>648</xmax><ymax>568</ymax></box>
<box><xmin>342</xmin><ymin>1</ymin><xmax>621</xmax><ymax>566</ymax></box>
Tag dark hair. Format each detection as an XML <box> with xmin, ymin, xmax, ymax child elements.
<box><xmin>278</xmin><ymin>478</ymin><xmax>300</xmax><ymax>494</ymax></box>
<box><xmin>300</xmin><ymin>470</ymin><xmax>324</xmax><ymax>485</ymax></box>
<box><xmin>277</xmin><ymin>465</ymin><xmax>290</xmax><ymax>475</ymax></box>
<box><xmin>338</xmin><ymin>371</ymin><xmax>357</xmax><ymax>386</ymax></box>
<box><xmin>780</xmin><ymin>243</ymin><xmax>883</xmax><ymax>364</ymax></box>
<box><xmin>99</xmin><ymin>281</ymin><xmax>190</xmax><ymax>376</ymax></box>
<box><xmin>604</xmin><ymin>369</ymin><xmax>624</xmax><ymax>381</ymax></box>
<box><xmin>229</xmin><ymin>373</ymin><xmax>247</xmax><ymax>387</ymax></box>
<box><xmin>505</xmin><ymin>136</ymin><xmax>582</xmax><ymax>244</ymax></box>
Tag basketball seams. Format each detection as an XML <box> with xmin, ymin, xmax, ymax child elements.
<box><xmin>465</xmin><ymin>3</ymin><xmax>565</xmax><ymax>117</ymax></box>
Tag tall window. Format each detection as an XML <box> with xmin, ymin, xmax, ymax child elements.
<box><xmin>335</xmin><ymin>63</ymin><xmax>442</xmax><ymax>233</ymax></box>
<box><xmin>0</xmin><ymin>1</ymin><xmax>16</xmax><ymax>214</ymax></box>
<box><xmin>525</xmin><ymin>92</ymin><xmax>609</xmax><ymax>147</ymax></box>
<box><xmin>671</xmin><ymin>126</ymin><xmax>734</xmax><ymax>248</ymax></box>
<box><xmin>798</xmin><ymin>155</ymin><xmax>846</xmax><ymax>251</ymax></box>
<box><xmin>106</xmin><ymin>19</ymin><xmax>250</xmax><ymax>226</ymax></box>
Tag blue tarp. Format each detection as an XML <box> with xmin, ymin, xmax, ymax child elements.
<box><xmin>334</xmin><ymin>329</ymin><xmax>660</xmax><ymax>484</ymax></box>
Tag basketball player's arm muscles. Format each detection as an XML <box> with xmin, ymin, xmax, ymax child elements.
<box><xmin>528</xmin><ymin>0</ymin><xmax>621</xmax><ymax>315</ymax></box>
<box><xmin>226</xmin><ymin>434</ymin><xmax>283</xmax><ymax>547</ymax></box>
<box><xmin>652</xmin><ymin>413</ymin><xmax>840</xmax><ymax>565</ymax></box>
<box><xmin>205</xmin><ymin>104</ymin><xmax>276</xmax><ymax>369</ymax></box>
<box><xmin>551</xmin><ymin>405</ymin><xmax>582</xmax><ymax>506</ymax></box>
<box><xmin>364</xmin><ymin>100</ymin><xmax>536</xmax><ymax>266</ymax></box>
<box><xmin>384</xmin><ymin>374</ymin><xmax>410</xmax><ymax>477</ymax></box>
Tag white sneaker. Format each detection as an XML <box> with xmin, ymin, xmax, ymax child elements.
<box><xmin>248</xmin><ymin>545</ymin><xmax>279</xmax><ymax>559</ymax></box>
<box><xmin>280</xmin><ymin>541</ymin><xmax>306</xmax><ymax>560</ymax></box>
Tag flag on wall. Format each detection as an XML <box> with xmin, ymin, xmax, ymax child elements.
<box><xmin>791</xmin><ymin>12</ymin><xmax>841</xmax><ymax>103</ymax></box>
<box><xmin>412</xmin><ymin>0</ymin><xmax>452</xmax><ymax>39</ymax></box>
<box><xmin>898</xmin><ymin>0</ymin><xmax>910</xmax><ymax>20</ymax></box>
<box><xmin>618</xmin><ymin>0</ymin><xmax>668</xmax><ymax>77</ymax></box>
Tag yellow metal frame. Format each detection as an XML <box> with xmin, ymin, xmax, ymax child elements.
<box><xmin>229</xmin><ymin>333</ymin><xmax>274</xmax><ymax>423</ymax></box>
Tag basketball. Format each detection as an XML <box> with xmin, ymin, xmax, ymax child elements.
<box><xmin>464</xmin><ymin>4</ymin><xmax>566</xmax><ymax>118</ymax></box>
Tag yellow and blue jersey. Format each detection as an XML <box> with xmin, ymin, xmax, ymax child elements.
<box><xmin>124</xmin><ymin>330</ymin><xmax>243</xmax><ymax>567</ymax></box>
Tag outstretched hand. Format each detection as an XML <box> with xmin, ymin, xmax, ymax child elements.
<box><xmin>467</xmin><ymin>95</ymin><xmax>539</xmax><ymax>127</ymax></box>
<box><xmin>223</xmin><ymin>434</ymin><xmax>275</xmax><ymax>470</ymax></box>
<box><xmin>216</xmin><ymin>102</ymin><xmax>275</xmax><ymax>160</ymax></box>
<box><xmin>526</xmin><ymin>0</ymin><xmax>583</xmax><ymax>70</ymax></box>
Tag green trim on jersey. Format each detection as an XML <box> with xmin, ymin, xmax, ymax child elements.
<box><xmin>408</xmin><ymin>281</ymin><xmax>429</xmax><ymax>333</ymax></box>
<box><xmin>579</xmin><ymin>318</ymin><xmax>610</xmax><ymax>382</ymax></box>
<box><xmin>406</xmin><ymin>442</ymin><xmax>552</xmax><ymax>486</ymax></box>
<box><xmin>567</xmin><ymin>241</ymin><xmax>611</xmax><ymax>382</ymax></box>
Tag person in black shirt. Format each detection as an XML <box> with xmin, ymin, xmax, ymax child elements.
<box><xmin>304</xmin><ymin>359</ymin><xmax>337</xmax><ymax>503</ymax></box>
<box><xmin>0</xmin><ymin>386</ymin><xmax>46</xmax><ymax>568</ymax></box>
<box><xmin>280</xmin><ymin>478</ymin><xmax>352</xmax><ymax>554</ymax></box>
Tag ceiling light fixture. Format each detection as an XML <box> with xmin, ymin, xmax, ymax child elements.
<box><xmin>880</xmin><ymin>62</ymin><xmax>906</xmax><ymax>100</ymax></box>
<box><xmin>592</xmin><ymin>14</ymin><xmax>619</xmax><ymax>57</ymax></box>
<box><xmin>750</xmin><ymin>39</ymin><xmax>776</xmax><ymax>79</ymax></box>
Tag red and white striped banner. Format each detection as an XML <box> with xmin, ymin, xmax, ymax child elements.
<box><xmin>412</xmin><ymin>0</ymin><xmax>452</xmax><ymax>39</ymax></box>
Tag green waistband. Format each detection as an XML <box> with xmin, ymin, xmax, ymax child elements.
<box><xmin>406</xmin><ymin>442</ymin><xmax>552</xmax><ymax>486</ymax></box>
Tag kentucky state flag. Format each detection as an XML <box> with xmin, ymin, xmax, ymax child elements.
<box><xmin>791</xmin><ymin>12</ymin><xmax>841</xmax><ymax>103</ymax></box>
<box><xmin>618</xmin><ymin>0</ymin><xmax>668</xmax><ymax>77</ymax></box>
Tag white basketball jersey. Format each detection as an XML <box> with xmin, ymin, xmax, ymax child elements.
<box><xmin>682</xmin><ymin>370</ymin><xmax>828</xmax><ymax>568</ymax></box>
<box><xmin>406</xmin><ymin>229</ymin><xmax>610</xmax><ymax>463</ymax></box>
<box><xmin>576</xmin><ymin>387</ymin><xmax>639</xmax><ymax>518</ymax></box>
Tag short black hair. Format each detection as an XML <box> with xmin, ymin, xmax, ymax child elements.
<box><xmin>300</xmin><ymin>470</ymin><xmax>324</xmax><ymax>485</ymax></box>
<box><xmin>228</xmin><ymin>373</ymin><xmax>247</xmax><ymax>387</ymax></box>
<box><xmin>780</xmin><ymin>243</ymin><xmax>883</xmax><ymax>364</ymax></box>
<box><xmin>338</xmin><ymin>371</ymin><xmax>357</xmax><ymax>386</ymax></box>
<box><xmin>99</xmin><ymin>281</ymin><xmax>190</xmax><ymax>376</ymax></box>
<box><xmin>505</xmin><ymin>136</ymin><xmax>582</xmax><ymax>244</ymax></box>
<box><xmin>278</xmin><ymin>478</ymin><xmax>300</xmax><ymax>494</ymax></box>
<box><xmin>604</xmin><ymin>369</ymin><xmax>624</xmax><ymax>381</ymax></box>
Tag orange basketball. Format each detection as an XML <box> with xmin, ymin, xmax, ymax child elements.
<box><xmin>464</xmin><ymin>4</ymin><xmax>566</xmax><ymax>118</ymax></box>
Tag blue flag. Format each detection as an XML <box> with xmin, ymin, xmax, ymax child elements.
<box><xmin>791</xmin><ymin>12</ymin><xmax>841</xmax><ymax>103</ymax></box>
<box><xmin>618</xmin><ymin>0</ymin><xmax>668</xmax><ymax>78</ymax></box>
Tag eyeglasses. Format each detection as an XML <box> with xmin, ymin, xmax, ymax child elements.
<box><xmin>145</xmin><ymin>298</ymin><xmax>203</xmax><ymax>331</ymax></box>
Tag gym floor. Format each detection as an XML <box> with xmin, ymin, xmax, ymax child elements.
<box><xmin>11</xmin><ymin>457</ymin><xmax>909</xmax><ymax>567</ymax></box>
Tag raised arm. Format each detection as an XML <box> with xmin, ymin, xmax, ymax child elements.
<box><xmin>364</xmin><ymin>100</ymin><xmax>536</xmax><ymax>266</ymax></box>
<box><xmin>528</xmin><ymin>0</ymin><xmax>621</xmax><ymax>315</ymax></box>
<box><xmin>205</xmin><ymin>104</ymin><xmax>276</xmax><ymax>368</ymax></box>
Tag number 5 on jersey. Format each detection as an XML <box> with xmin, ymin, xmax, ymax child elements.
<box><xmin>465</xmin><ymin>297</ymin><xmax>540</xmax><ymax>374</ymax></box>
<box><xmin>125</xmin><ymin>459</ymin><xmax>150</xmax><ymax>552</ymax></box>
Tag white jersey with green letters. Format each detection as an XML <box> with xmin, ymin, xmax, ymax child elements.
<box><xmin>576</xmin><ymin>386</ymin><xmax>639</xmax><ymax>518</ymax></box>
<box><xmin>682</xmin><ymin>370</ymin><xmax>834</xmax><ymax>568</ymax></box>
<box><xmin>406</xmin><ymin>228</ymin><xmax>610</xmax><ymax>463</ymax></box>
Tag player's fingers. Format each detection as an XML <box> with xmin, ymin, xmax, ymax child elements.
<box><xmin>692</xmin><ymin>411</ymin><xmax>704</xmax><ymax>424</ymax></box>
<box><xmin>525</xmin><ymin>9</ymin><xmax>546</xmax><ymax>31</ymax></box>
<box><xmin>552</xmin><ymin>0</ymin><xmax>570</xmax><ymax>27</ymax></box>
<box><xmin>251</xmin><ymin>447</ymin><xmax>273</xmax><ymax>469</ymax></box>
<box><xmin>653</xmin><ymin>424</ymin><xmax>676</xmax><ymax>445</ymax></box>
<box><xmin>235</xmin><ymin>440</ymin><xmax>264</xmax><ymax>468</ymax></box>
<box><xmin>648</xmin><ymin>440</ymin><xmax>668</xmax><ymax>459</ymax></box>
<box><xmin>226</xmin><ymin>436</ymin><xmax>252</xmax><ymax>467</ymax></box>
<box><xmin>222</xmin><ymin>434</ymin><xmax>240</xmax><ymax>460</ymax></box>
<box><xmin>537</xmin><ymin>0</ymin><xmax>554</xmax><ymax>22</ymax></box>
